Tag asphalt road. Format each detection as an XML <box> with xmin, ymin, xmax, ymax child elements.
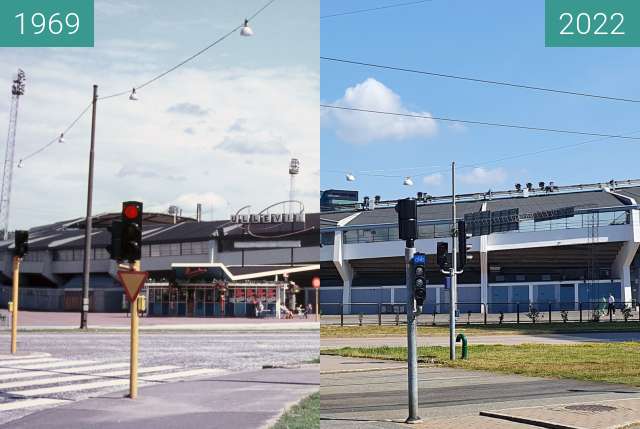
<box><xmin>0</xmin><ymin>330</ymin><xmax>319</xmax><ymax>425</ymax></box>
<box><xmin>321</xmin><ymin>331</ymin><xmax>640</xmax><ymax>349</ymax></box>
<box><xmin>320</xmin><ymin>356</ymin><xmax>640</xmax><ymax>429</ymax></box>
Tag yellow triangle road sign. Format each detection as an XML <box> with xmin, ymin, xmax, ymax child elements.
<box><xmin>117</xmin><ymin>270</ymin><xmax>149</xmax><ymax>303</ymax></box>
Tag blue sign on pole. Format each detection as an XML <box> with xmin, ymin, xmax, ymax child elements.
<box><xmin>413</xmin><ymin>254</ymin><xmax>426</xmax><ymax>265</ymax></box>
<box><xmin>444</xmin><ymin>277</ymin><xmax>451</xmax><ymax>290</ymax></box>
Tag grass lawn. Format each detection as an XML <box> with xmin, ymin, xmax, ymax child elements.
<box><xmin>271</xmin><ymin>392</ymin><xmax>319</xmax><ymax>429</ymax></box>
<box><xmin>322</xmin><ymin>342</ymin><xmax>640</xmax><ymax>386</ymax></box>
<box><xmin>320</xmin><ymin>321</ymin><xmax>640</xmax><ymax>338</ymax></box>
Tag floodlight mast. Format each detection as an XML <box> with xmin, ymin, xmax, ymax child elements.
<box><xmin>0</xmin><ymin>70</ymin><xmax>26</xmax><ymax>240</ymax></box>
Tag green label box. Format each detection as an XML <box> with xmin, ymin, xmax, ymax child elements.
<box><xmin>546</xmin><ymin>0</ymin><xmax>640</xmax><ymax>47</ymax></box>
<box><xmin>0</xmin><ymin>0</ymin><xmax>94</xmax><ymax>47</ymax></box>
<box><xmin>545</xmin><ymin>0</ymin><xmax>640</xmax><ymax>47</ymax></box>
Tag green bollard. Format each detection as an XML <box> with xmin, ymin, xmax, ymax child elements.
<box><xmin>456</xmin><ymin>333</ymin><xmax>468</xmax><ymax>360</ymax></box>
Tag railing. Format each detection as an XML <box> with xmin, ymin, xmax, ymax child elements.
<box><xmin>320</xmin><ymin>301</ymin><xmax>639</xmax><ymax>326</ymax></box>
<box><xmin>324</xmin><ymin>208</ymin><xmax>631</xmax><ymax>245</ymax></box>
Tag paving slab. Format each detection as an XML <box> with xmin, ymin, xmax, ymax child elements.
<box><xmin>481</xmin><ymin>397</ymin><xmax>640</xmax><ymax>429</ymax></box>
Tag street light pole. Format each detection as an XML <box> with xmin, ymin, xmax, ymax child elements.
<box><xmin>450</xmin><ymin>161</ymin><xmax>457</xmax><ymax>360</ymax></box>
<box><xmin>80</xmin><ymin>85</ymin><xmax>98</xmax><ymax>329</ymax></box>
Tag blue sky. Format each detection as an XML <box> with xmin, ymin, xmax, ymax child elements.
<box><xmin>0</xmin><ymin>0</ymin><xmax>318</xmax><ymax>229</ymax></box>
<box><xmin>321</xmin><ymin>0</ymin><xmax>640</xmax><ymax>200</ymax></box>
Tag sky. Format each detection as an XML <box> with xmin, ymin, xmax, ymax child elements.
<box><xmin>321</xmin><ymin>0</ymin><xmax>640</xmax><ymax>202</ymax></box>
<box><xmin>0</xmin><ymin>0</ymin><xmax>319</xmax><ymax>229</ymax></box>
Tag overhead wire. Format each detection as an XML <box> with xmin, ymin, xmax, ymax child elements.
<box><xmin>321</xmin><ymin>0</ymin><xmax>432</xmax><ymax>19</ymax></box>
<box><xmin>17</xmin><ymin>0</ymin><xmax>277</xmax><ymax>162</ymax></box>
<box><xmin>321</xmin><ymin>104</ymin><xmax>640</xmax><ymax>141</ymax></box>
<box><xmin>321</xmin><ymin>56</ymin><xmax>640</xmax><ymax>103</ymax></box>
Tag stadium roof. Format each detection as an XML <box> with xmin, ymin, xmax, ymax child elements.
<box><xmin>321</xmin><ymin>185</ymin><xmax>639</xmax><ymax>228</ymax></box>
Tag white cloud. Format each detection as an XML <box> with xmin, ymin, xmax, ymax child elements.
<box><xmin>323</xmin><ymin>78</ymin><xmax>437</xmax><ymax>144</ymax></box>
<box><xmin>458</xmin><ymin>167</ymin><xmax>507</xmax><ymax>186</ymax></box>
<box><xmin>423</xmin><ymin>173</ymin><xmax>443</xmax><ymax>186</ymax></box>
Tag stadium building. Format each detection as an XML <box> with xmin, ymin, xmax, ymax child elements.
<box><xmin>320</xmin><ymin>180</ymin><xmax>640</xmax><ymax>315</ymax></box>
<box><xmin>0</xmin><ymin>206</ymin><xmax>319</xmax><ymax>317</ymax></box>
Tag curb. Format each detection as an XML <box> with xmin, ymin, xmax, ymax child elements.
<box><xmin>321</xmin><ymin>365</ymin><xmax>407</xmax><ymax>375</ymax></box>
<box><xmin>479</xmin><ymin>411</ymin><xmax>586</xmax><ymax>429</ymax></box>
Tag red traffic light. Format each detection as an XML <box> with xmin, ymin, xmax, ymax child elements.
<box><xmin>123</xmin><ymin>204</ymin><xmax>139</xmax><ymax>220</ymax></box>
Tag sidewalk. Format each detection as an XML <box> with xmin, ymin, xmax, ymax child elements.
<box><xmin>1</xmin><ymin>365</ymin><xmax>320</xmax><ymax>429</ymax></box>
<box><xmin>320</xmin><ymin>356</ymin><xmax>640</xmax><ymax>429</ymax></box>
<box><xmin>0</xmin><ymin>311</ymin><xmax>319</xmax><ymax>331</ymax></box>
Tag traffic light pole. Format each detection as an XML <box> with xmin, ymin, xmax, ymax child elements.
<box><xmin>130</xmin><ymin>260</ymin><xmax>140</xmax><ymax>399</ymax></box>
<box><xmin>80</xmin><ymin>84</ymin><xmax>98</xmax><ymax>330</ymax></box>
<box><xmin>10</xmin><ymin>256</ymin><xmax>20</xmax><ymax>354</ymax></box>
<box><xmin>405</xmin><ymin>241</ymin><xmax>421</xmax><ymax>424</ymax></box>
<box><xmin>450</xmin><ymin>161</ymin><xmax>457</xmax><ymax>361</ymax></box>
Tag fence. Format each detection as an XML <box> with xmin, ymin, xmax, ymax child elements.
<box><xmin>321</xmin><ymin>301</ymin><xmax>639</xmax><ymax>326</ymax></box>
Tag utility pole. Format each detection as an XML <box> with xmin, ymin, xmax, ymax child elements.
<box><xmin>449</xmin><ymin>161</ymin><xmax>457</xmax><ymax>361</ymax></box>
<box><xmin>10</xmin><ymin>256</ymin><xmax>20</xmax><ymax>354</ymax></box>
<box><xmin>80</xmin><ymin>85</ymin><xmax>98</xmax><ymax>329</ymax></box>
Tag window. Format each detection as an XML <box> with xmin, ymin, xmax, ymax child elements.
<box><xmin>73</xmin><ymin>249</ymin><xmax>84</xmax><ymax>261</ymax></box>
<box><xmin>191</xmin><ymin>241</ymin><xmax>206</xmax><ymax>255</ymax></box>
<box><xmin>94</xmin><ymin>248</ymin><xmax>109</xmax><ymax>260</ymax></box>
<box><xmin>141</xmin><ymin>245</ymin><xmax>150</xmax><ymax>258</ymax></box>
<box><xmin>170</xmin><ymin>243</ymin><xmax>180</xmax><ymax>256</ymax></box>
<box><xmin>150</xmin><ymin>244</ymin><xmax>160</xmax><ymax>257</ymax></box>
<box><xmin>23</xmin><ymin>251</ymin><xmax>44</xmax><ymax>262</ymax></box>
<box><xmin>54</xmin><ymin>249</ymin><xmax>73</xmax><ymax>261</ymax></box>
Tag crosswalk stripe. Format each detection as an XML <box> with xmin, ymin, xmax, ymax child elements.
<box><xmin>0</xmin><ymin>358</ymin><xmax>61</xmax><ymax>369</ymax></box>
<box><xmin>0</xmin><ymin>398</ymin><xmax>68</xmax><ymax>412</ymax></box>
<box><xmin>0</xmin><ymin>359</ymin><xmax>95</xmax><ymax>374</ymax></box>
<box><xmin>0</xmin><ymin>365</ymin><xmax>178</xmax><ymax>390</ymax></box>
<box><xmin>0</xmin><ymin>363</ymin><xmax>130</xmax><ymax>381</ymax></box>
<box><xmin>0</xmin><ymin>356</ymin><xmax>54</xmax><ymax>365</ymax></box>
<box><xmin>144</xmin><ymin>368</ymin><xmax>222</xmax><ymax>381</ymax></box>
<box><xmin>11</xmin><ymin>367</ymin><xmax>220</xmax><ymax>397</ymax></box>
<box><xmin>0</xmin><ymin>353</ymin><xmax>50</xmax><ymax>362</ymax></box>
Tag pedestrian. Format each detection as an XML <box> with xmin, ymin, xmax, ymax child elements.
<box><xmin>305</xmin><ymin>303</ymin><xmax>313</xmax><ymax>319</ymax></box>
<box><xmin>607</xmin><ymin>293</ymin><xmax>616</xmax><ymax>317</ymax></box>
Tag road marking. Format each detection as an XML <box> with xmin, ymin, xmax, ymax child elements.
<box><xmin>143</xmin><ymin>368</ymin><xmax>222</xmax><ymax>381</ymax></box>
<box><xmin>0</xmin><ymin>359</ymin><xmax>95</xmax><ymax>374</ymax></box>
<box><xmin>11</xmin><ymin>367</ymin><xmax>215</xmax><ymax>397</ymax></box>
<box><xmin>0</xmin><ymin>358</ymin><xmax>62</xmax><ymax>368</ymax></box>
<box><xmin>0</xmin><ymin>365</ymin><xmax>179</xmax><ymax>390</ymax></box>
<box><xmin>0</xmin><ymin>353</ymin><xmax>50</xmax><ymax>362</ymax></box>
<box><xmin>0</xmin><ymin>362</ymin><xmax>130</xmax><ymax>381</ymax></box>
<box><xmin>0</xmin><ymin>398</ymin><xmax>68</xmax><ymax>412</ymax></box>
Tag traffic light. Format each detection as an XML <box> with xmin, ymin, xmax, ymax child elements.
<box><xmin>14</xmin><ymin>230</ymin><xmax>28</xmax><ymax>258</ymax></box>
<box><xmin>457</xmin><ymin>220</ymin><xmax>473</xmax><ymax>269</ymax></box>
<box><xmin>396</xmin><ymin>198</ymin><xmax>417</xmax><ymax>241</ymax></box>
<box><xmin>412</xmin><ymin>252</ymin><xmax>427</xmax><ymax>306</ymax></box>
<box><xmin>436</xmin><ymin>241</ymin><xmax>449</xmax><ymax>270</ymax></box>
<box><xmin>121</xmin><ymin>201</ymin><xmax>143</xmax><ymax>262</ymax></box>
<box><xmin>106</xmin><ymin>221</ymin><xmax>123</xmax><ymax>261</ymax></box>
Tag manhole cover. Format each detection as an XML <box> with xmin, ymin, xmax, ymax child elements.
<box><xmin>564</xmin><ymin>404</ymin><xmax>617</xmax><ymax>413</ymax></box>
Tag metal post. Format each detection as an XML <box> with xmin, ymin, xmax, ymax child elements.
<box><xmin>340</xmin><ymin>303</ymin><xmax>344</xmax><ymax>327</ymax></box>
<box><xmin>378</xmin><ymin>303</ymin><xmax>382</xmax><ymax>326</ymax></box>
<box><xmin>405</xmin><ymin>244</ymin><xmax>421</xmax><ymax>424</ymax></box>
<box><xmin>548</xmin><ymin>303</ymin><xmax>552</xmax><ymax>324</ymax></box>
<box><xmin>579</xmin><ymin>302</ymin><xmax>582</xmax><ymax>323</ymax></box>
<box><xmin>316</xmin><ymin>287</ymin><xmax>319</xmax><ymax>322</ymax></box>
<box><xmin>130</xmin><ymin>260</ymin><xmax>140</xmax><ymax>399</ymax></box>
<box><xmin>10</xmin><ymin>256</ymin><xmax>19</xmax><ymax>354</ymax></box>
<box><xmin>450</xmin><ymin>162</ymin><xmax>457</xmax><ymax>361</ymax></box>
<box><xmin>516</xmin><ymin>303</ymin><xmax>520</xmax><ymax>324</ymax></box>
<box><xmin>80</xmin><ymin>85</ymin><xmax>98</xmax><ymax>330</ymax></box>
